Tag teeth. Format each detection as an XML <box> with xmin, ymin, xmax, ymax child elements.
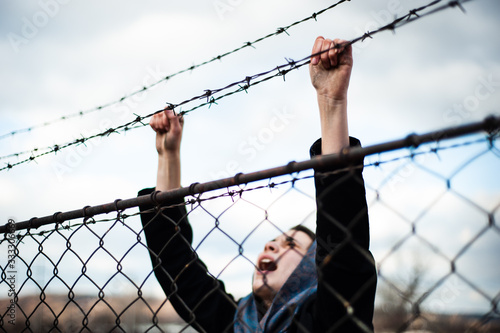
<box><xmin>259</xmin><ymin>258</ymin><xmax>277</xmax><ymax>272</ymax></box>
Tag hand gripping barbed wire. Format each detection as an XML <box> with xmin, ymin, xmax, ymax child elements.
<box><xmin>0</xmin><ymin>0</ymin><xmax>474</xmax><ymax>172</ymax></box>
<box><xmin>0</xmin><ymin>0</ymin><xmax>352</xmax><ymax>142</ymax></box>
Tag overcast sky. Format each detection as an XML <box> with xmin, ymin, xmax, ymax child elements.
<box><xmin>1</xmin><ymin>0</ymin><xmax>499</xmax><ymax>316</ymax></box>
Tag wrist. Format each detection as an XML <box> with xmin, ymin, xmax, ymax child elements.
<box><xmin>317</xmin><ymin>94</ymin><xmax>347</xmax><ymax>121</ymax></box>
<box><xmin>158</xmin><ymin>150</ymin><xmax>180</xmax><ymax>160</ymax></box>
<box><xmin>316</xmin><ymin>92</ymin><xmax>347</xmax><ymax>105</ymax></box>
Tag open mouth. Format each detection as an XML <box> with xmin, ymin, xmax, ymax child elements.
<box><xmin>259</xmin><ymin>258</ymin><xmax>277</xmax><ymax>272</ymax></box>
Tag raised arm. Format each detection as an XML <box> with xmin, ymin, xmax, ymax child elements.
<box><xmin>149</xmin><ymin>107</ymin><xmax>184</xmax><ymax>191</ymax></box>
<box><xmin>141</xmin><ymin>108</ymin><xmax>237</xmax><ymax>333</ymax></box>
<box><xmin>309</xmin><ymin>36</ymin><xmax>352</xmax><ymax>155</ymax></box>
<box><xmin>308</xmin><ymin>36</ymin><xmax>376</xmax><ymax>332</ymax></box>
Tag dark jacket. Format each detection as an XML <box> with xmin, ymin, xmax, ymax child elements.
<box><xmin>138</xmin><ymin>138</ymin><xmax>377</xmax><ymax>333</ymax></box>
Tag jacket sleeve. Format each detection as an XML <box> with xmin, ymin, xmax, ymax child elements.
<box><xmin>138</xmin><ymin>188</ymin><xmax>237</xmax><ymax>333</ymax></box>
<box><xmin>310</xmin><ymin>138</ymin><xmax>377</xmax><ymax>332</ymax></box>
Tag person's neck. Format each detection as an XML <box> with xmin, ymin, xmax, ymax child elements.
<box><xmin>254</xmin><ymin>294</ymin><xmax>273</xmax><ymax>319</ymax></box>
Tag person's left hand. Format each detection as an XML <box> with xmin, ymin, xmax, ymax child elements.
<box><xmin>309</xmin><ymin>37</ymin><xmax>353</xmax><ymax>102</ymax></box>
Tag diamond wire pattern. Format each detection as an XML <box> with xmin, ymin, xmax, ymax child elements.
<box><xmin>370</xmin><ymin>138</ymin><xmax>500</xmax><ymax>332</ymax></box>
<box><xmin>1</xmin><ymin>137</ymin><xmax>499</xmax><ymax>332</ymax></box>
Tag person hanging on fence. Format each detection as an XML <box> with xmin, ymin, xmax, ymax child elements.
<box><xmin>139</xmin><ymin>36</ymin><xmax>377</xmax><ymax>333</ymax></box>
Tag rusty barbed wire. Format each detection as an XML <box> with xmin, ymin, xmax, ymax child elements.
<box><xmin>0</xmin><ymin>0</ymin><xmax>352</xmax><ymax>142</ymax></box>
<box><xmin>0</xmin><ymin>0</ymin><xmax>474</xmax><ymax>172</ymax></box>
<box><xmin>7</xmin><ymin>130</ymin><xmax>497</xmax><ymax>240</ymax></box>
<box><xmin>2</xmin><ymin>113</ymin><xmax>497</xmax><ymax>234</ymax></box>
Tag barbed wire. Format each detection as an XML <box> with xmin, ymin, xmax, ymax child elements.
<box><xmin>0</xmin><ymin>0</ymin><xmax>474</xmax><ymax>172</ymax></box>
<box><xmin>8</xmin><ymin>130</ymin><xmax>498</xmax><ymax>239</ymax></box>
<box><xmin>2</xmin><ymin>113</ymin><xmax>497</xmax><ymax>234</ymax></box>
<box><xmin>0</xmin><ymin>0</ymin><xmax>353</xmax><ymax>142</ymax></box>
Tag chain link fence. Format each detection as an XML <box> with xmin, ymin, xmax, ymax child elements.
<box><xmin>1</xmin><ymin>117</ymin><xmax>499</xmax><ymax>332</ymax></box>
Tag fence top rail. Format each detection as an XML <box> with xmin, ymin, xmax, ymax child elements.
<box><xmin>2</xmin><ymin>114</ymin><xmax>498</xmax><ymax>234</ymax></box>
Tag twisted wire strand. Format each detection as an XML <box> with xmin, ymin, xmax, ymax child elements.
<box><xmin>3</xmin><ymin>113</ymin><xmax>497</xmax><ymax>234</ymax></box>
<box><xmin>4</xmin><ymin>130</ymin><xmax>498</xmax><ymax>239</ymax></box>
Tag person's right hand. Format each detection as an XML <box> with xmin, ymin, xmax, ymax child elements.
<box><xmin>149</xmin><ymin>107</ymin><xmax>184</xmax><ymax>156</ymax></box>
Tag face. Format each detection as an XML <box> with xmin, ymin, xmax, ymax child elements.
<box><xmin>252</xmin><ymin>229</ymin><xmax>313</xmax><ymax>301</ymax></box>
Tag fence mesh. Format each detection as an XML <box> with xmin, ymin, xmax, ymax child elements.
<box><xmin>1</xmin><ymin>120</ymin><xmax>499</xmax><ymax>333</ymax></box>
